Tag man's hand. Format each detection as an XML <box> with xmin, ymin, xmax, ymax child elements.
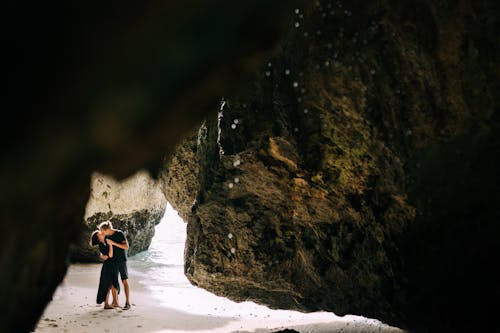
<box><xmin>100</xmin><ymin>254</ymin><xmax>109</xmax><ymax>260</ymax></box>
<box><xmin>108</xmin><ymin>238</ymin><xmax>129</xmax><ymax>250</ymax></box>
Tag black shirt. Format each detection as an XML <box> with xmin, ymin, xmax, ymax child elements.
<box><xmin>98</xmin><ymin>242</ymin><xmax>110</xmax><ymax>258</ymax></box>
<box><xmin>106</xmin><ymin>230</ymin><xmax>127</xmax><ymax>262</ymax></box>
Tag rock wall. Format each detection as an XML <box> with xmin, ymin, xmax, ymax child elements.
<box><xmin>161</xmin><ymin>132</ymin><xmax>201</xmax><ymax>222</ymax></box>
<box><xmin>71</xmin><ymin>171</ymin><xmax>167</xmax><ymax>261</ymax></box>
<box><xmin>161</xmin><ymin>1</ymin><xmax>499</xmax><ymax>332</ymax></box>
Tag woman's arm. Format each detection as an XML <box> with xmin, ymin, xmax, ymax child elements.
<box><xmin>106</xmin><ymin>239</ymin><xmax>114</xmax><ymax>258</ymax></box>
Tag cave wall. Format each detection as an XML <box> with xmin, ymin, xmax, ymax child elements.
<box><xmin>161</xmin><ymin>1</ymin><xmax>499</xmax><ymax>332</ymax></box>
<box><xmin>0</xmin><ymin>1</ymin><xmax>293</xmax><ymax>332</ymax></box>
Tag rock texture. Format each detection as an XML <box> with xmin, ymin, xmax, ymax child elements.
<box><xmin>0</xmin><ymin>2</ymin><xmax>292</xmax><ymax>332</ymax></box>
<box><xmin>161</xmin><ymin>1</ymin><xmax>499</xmax><ymax>332</ymax></box>
<box><xmin>71</xmin><ymin>171</ymin><xmax>166</xmax><ymax>261</ymax></box>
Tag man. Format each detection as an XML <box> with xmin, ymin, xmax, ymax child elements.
<box><xmin>99</xmin><ymin>220</ymin><xmax>131</xmax><ymax>310</ymax></box>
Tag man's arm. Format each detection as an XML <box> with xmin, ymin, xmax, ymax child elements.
<box><xmin>110</xmin><ymin>240</ymin><xmax>129</xmax><ymax>250</ymax></box>
<box><xmin>108</xmin><ymin>234</ymin><xmax>129</xmax><ymax>250</ymax></box>
<box><xmin>100</xmin><ymin>253</ymin><xmax>109</xmax><ymax>260</ymax></box>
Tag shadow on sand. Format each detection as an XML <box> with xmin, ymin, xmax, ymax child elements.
<box><xmin>230</xmin><ymin>318</ymin><xmax>407</xmax><ymax>333</ymax></box>
<box><xmin>70</xmin><ymin>305</ymin><xmax>236</xmax><ymax>331</ymax></box>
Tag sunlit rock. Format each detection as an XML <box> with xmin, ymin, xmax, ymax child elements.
<box><xmin>71</xmin><ymin>170</ymin><xmax>167</xmax><ymax>261</ymax></box>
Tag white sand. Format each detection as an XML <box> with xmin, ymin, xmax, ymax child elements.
<box><xmin>34</xmin><ymin>264</ymin><xmax>406</xmax><ymax>333</ymax></box>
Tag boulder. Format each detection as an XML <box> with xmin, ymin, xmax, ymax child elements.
<box><xmin>71</xmin><ymin>171</ymin><xmax>166</xmax><ymax>261</ymax></box>
<box><xmin>161</xmin><ymin>1</ymin><xmax>499</xmax><ymax>332</ymax></box>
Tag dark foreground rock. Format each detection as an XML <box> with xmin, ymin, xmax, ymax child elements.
<box><xmin>0</xmin><ymin>1</ymin><xmax>292</xmax><ymax>331</ymax></box>
<box><xmin>161</xmin><ymin>1</ymin><xmax>499</xmax><ymax>332</ymax></box>
<box><xmin>71</xmin><ymin>171</ymin><xmax>166</xmax><ymax>261</ymax></box>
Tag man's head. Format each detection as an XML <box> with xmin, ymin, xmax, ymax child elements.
<box><xmin>90</xmin><ymin>230</ymin><xmax>105</xmax><ymax>246</ymax></box>
<box><xmin>98</xmin><ymin>221</ymin><xmax>113</xmax><ymax>236</ymax></box>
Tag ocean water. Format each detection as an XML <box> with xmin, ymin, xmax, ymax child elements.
<box><xmin>127</xmin><ymin>204</ymin><xmax>404</xmax><ymax>332</ymax></box>
<box><xmin>128</xmin><ymin>204</ymin><xmax>187</xmax><ymax>290</ymax></box>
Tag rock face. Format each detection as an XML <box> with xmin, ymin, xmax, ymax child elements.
<box><xmin>161</xmin><ymin>1</ymin><xmax>499</xmax><ymax>332</ymax></box>
<box><xmin>71</xmin><ymin>171</ymin><xmax>167</xmax><ymax>261</ymax></box>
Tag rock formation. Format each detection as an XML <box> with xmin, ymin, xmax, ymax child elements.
<box><xmin>161</xmin><ymin>1</ymin><xmax>499</xmax><ymax>332</ymax></box>
<box><xmin>71</xmin><ymin>171</ymin><xmax>166</xmax><ymax>261</ymax></box>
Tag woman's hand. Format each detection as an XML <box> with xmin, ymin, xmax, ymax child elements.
<box><xmin>106</xmin><ymin>239</ymin><xmax>114</xmax><ymax>245</ymax></box>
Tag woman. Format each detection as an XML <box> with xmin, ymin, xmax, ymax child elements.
<box><xmin>90</xmin><ymin>230</ymin><xmax>120</xmax><ymax>309</ymax></box>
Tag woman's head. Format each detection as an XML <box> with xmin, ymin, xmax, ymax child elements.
<box><xmin>90</xmin><ymin>230</ymin><xmax>105</xmax><ymax>246</ymax></box>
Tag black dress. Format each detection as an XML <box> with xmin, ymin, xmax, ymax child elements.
<box><xmin>96</xmin><ymin>242</ymin><xmax>120</xmax><ymax>304</ymax></box>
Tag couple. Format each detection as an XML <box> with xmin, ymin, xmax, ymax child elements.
<box><xmin>90</xmin><ymin>221</ymin><xmax>131</xmax><ymax>310</ymax></box>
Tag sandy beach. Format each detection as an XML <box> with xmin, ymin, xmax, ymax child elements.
<box><xmin>35</xmin><ymin>208</ymin><xmax>407</xmax><ymax>333</ymax></box>
<box><xmin>34</xmin><ymin>263</ymin><xmax>406</xmax><ymax>333</ymax></box>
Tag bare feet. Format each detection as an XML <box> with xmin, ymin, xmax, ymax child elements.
<box><xmin>111</xmin><ymin>303</ymin><xmax>120</xmax><ymax>308</ymax></box>
<box><xmin>104</xmin><ymin>305</ymin><xmax>114</xmax><ymax>310</ymax></box>
<box><xmin>123</xmin><ymin>303</ymin><xmax>131</xmax><ymax>310</ymax></box>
